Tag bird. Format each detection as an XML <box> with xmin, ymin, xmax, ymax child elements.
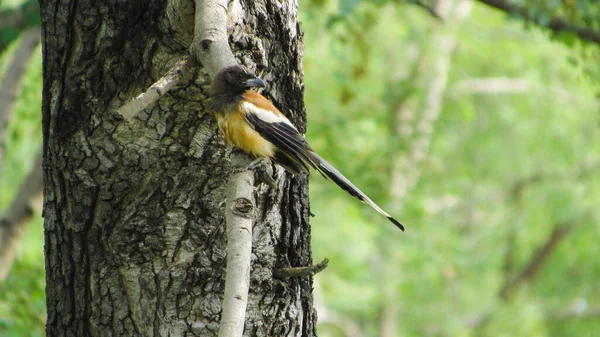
<box><xmin>209</xmin><ymin>65</ymin><xmax>404</xmax><ymax>231</ymax></box>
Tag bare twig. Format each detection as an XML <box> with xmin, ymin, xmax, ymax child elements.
<box><xmin>274</xmin><ymin>258</ymin><xmax>329</xmax><ymax>278</ymax></box>
<box><xmin>0</xmin><ymin>152</ymin><xmax>43</xmax><ymax>280</ymax></box>
<box><xmin>475</xmin><ymin>0</ymin><xmax>600</xmax><ymax>45</ymax></box>
<box><xmin>118</xmin><ymin>56</ymin><xmax>196</xmax><ymax>121</ymax></box>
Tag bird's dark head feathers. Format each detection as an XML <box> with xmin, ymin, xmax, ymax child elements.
<box><xmin>210</xmin><ymin>65</ymin><xmax>266</xmax><ymax>96</ymax></box>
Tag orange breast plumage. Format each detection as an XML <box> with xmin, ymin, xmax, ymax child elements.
<box><xmin>216</xmin><ymin>107</ymin><xmax>276</xmax><ymax>159</ymax></box>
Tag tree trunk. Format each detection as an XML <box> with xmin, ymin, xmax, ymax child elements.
<box><xmin>40</xmin><ymin>0</ymin><xmax>316</xmax><ymax>336</ymax></box>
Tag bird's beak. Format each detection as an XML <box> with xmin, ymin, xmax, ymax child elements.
<box><xmin>244</xmin><ymin>76</ymin><xmax>267</xmax><ymax>89</ymax></box>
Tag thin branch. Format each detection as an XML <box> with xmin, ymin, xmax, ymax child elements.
<box><xmin>475</xmin><ymin>0</ymin><xmax>600</xmax><ymax>45</ymax></box>
<box><xmin>219</xmin><ymin>167</ymin><xmax>255</xmax><ymax>337</ymax></box>
<box><xmin>118</xmin><ymin>56</ymin><xmax>196</xmax><ymax>121</ymax></box>
<box><xmin>499</xmin><ymin>224</ymin><xmax>573</xmax><ymax>300</ymax></box>
<box><xmin>0</xmin><ymin>152</ymin><xmax>43</xmax><ymax>280</ymax></box>
<box><xmin>274</xmin><ymin>258</ymin><xmax>329</xmax><ymax>278</ymax></box>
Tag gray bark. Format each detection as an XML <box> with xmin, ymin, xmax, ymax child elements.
<box><xmin>40</xmin><ymin>0</ymin><xmax>316</xmax><ymax>336</ymax></box>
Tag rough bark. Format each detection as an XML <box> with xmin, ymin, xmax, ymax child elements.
<box><xmin>40</xmin><ymin>0</ymin><xmax>316</xmax><ymax>336</ymax></box>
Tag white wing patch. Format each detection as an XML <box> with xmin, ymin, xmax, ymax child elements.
<box><xmin>241</xmin><ymin>101</ymin><xmax>297</xmax><ymax>130</ymax></box>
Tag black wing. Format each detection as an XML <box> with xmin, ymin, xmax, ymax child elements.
<box><xmin>244</xmin><ymin>112</ymin><xmax>318</xmax><ymax>173</ymax></box>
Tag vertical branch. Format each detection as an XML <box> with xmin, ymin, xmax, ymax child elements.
<box><xmin>219</xmin><ymin>165</ymin><xmax>255</xmax><ymax>337</ymax></box>
<box><xmin>190</xmin><ymin>1</ymin><xmax>254</xmax><ymax>336</ymax></box>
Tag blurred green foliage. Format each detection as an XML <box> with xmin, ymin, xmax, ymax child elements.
<box><xmin>334</xmin><ymin>0</ymin><xmax>600</xmax><ymax>50</ymax></box>
<box><xmin>0</xmin><ymin>220</ymin><xmax>45</xmax><ymax>337</ymax></box>
<box><xmin>0</xmin><ymin>38</ymin><xmax>44</xmax><ymax>337</ymax></box>
<box><xmin>302</xmin><ymin>0</ymin><xmax>600</xmax><ymax>336</ymax></box>
<box><xmin>1</xmin><ymin>0</ymin><xmax>600</xmax><ymax>336</ymax></box>
<box><xmin>0</xmin><ymin>0</ymin><xmax>40</xmax><ymax>49</ymax></box>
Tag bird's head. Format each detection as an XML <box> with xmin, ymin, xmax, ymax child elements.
<box><xmin>210</xmin><ymin>65</ymin><xmax>266</xmax><ymax>96</ymax></box>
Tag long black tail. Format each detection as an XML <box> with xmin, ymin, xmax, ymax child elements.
<box><xmin>305</xmin><ymin>151</ymin><xmax>404</xmax><ymax>231</ymax></box>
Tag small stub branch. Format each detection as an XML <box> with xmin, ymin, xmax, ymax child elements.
<box><xmin>274</xmin><ymin>258</ymin><xmax>330</xmax><ymax>278</ymax></box>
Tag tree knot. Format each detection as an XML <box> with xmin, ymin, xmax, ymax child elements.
<box><xmin>200</xmin><ymin>39</ymin><xmax>213</xmax><ymax>51</ymax></box>
<box><xmin>230</xmin><ymin>197</ymin><xmax>254</xmax><ymax>218</ymax></box>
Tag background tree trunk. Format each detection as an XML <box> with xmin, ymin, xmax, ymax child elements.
<box><xmin>40</xmin><ymin>0</ymin><xmax>316</xmax><ymax>336</ymax></box>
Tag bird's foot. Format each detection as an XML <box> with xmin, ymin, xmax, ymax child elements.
<box><xmin>244</xmin><ymin>158</ymin><xmax>269</xmax><ymax>171</ymax></box>
<box><xmin>257</xmin><ymin>169</ymin><xmax>278</xmax><ymax>189</ymax></box>
<box><xmin>233</xmin><ymin>158</ymin><xmax>278</xmax><ymax>189</ymax></box>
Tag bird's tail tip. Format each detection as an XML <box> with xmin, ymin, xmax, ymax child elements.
<box><xmin>388</xmin><ymin>216</ymin><xmax>405</xmax><ymax>231</ymax></box>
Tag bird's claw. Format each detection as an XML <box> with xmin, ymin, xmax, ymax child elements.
<box><xmin>234</xmin><ymin>158</ymin><xmax>278</xmax><ymax>189</ymax></box>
